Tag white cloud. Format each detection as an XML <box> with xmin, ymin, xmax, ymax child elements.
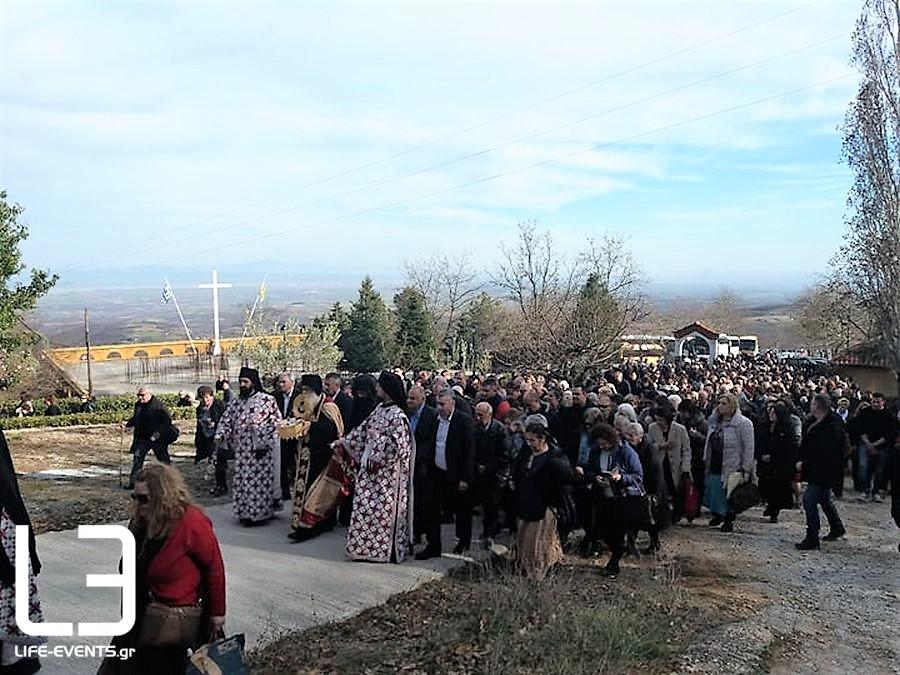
<box><xmin>2</xmin><ymin>0</ymin><xmax>862</xmax><ymax>283</ymax></box>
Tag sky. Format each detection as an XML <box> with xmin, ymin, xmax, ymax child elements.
<box><xmin>0</xmin><ymin>0</ymin><xmax>861</xmax><ymax>293</ymax></box>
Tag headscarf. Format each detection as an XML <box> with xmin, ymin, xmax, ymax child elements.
<box><xmin>378</xmin><ymin>371</ymin><xmax>407</xmax><ymax>408</ymax></box>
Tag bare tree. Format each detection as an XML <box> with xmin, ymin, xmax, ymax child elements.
<box><xmin>491</xmin><ymin>221</ymin><xmax>647</xmax><ymax>380</ymax></box>
<box><xmin>401</xmin><ymin>250</ymin><xmax>483</xmax><ymax>350</ymax></box>
<box><xmin>643</xmin><ymin>287</ymin><xmax>747</xmax><ymax>336</ymax></box>
<box><xmin>233</xmin><ymin>310</ymin><xmax>343</xmax><ymax>379</ymax></box>
<box><xmin>795</xmin><ymin>277</ymin><xmax>875</xmax><ymax>355</ymax></box>
<box><xmin>836</xmin><ymin>0</ymin><xmax>900</xmax><ymax>371</ymax></box>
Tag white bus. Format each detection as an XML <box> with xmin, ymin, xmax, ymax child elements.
<box><xmin>739</xmin><ymin>335</ymin><xmax>759</xmax><ymax>356</ymax></box>
<box><xmin>727</xmin><ymin>336</ymin><xmax>741</xmax><ymax>356</ymax></box>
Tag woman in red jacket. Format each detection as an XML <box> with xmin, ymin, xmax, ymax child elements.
<box><xmin>100</xmin><ymin>464</ymin><xmax>226</xmax><ymax>674</ymax></box>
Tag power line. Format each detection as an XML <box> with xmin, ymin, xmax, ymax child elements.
<box><xmin>73</xmin><ymin>31</ymin><xmax>848</xmax><ymax>268</ymax></box>
<box><xmin>56</xmin><ymin>0</ymin><xmax>828</xmax><ymax>274</ymax></box>
<box><xmin>147</xmin><ymin>73</ymin><xmax>855</xmax><ymax>268</ymax></box>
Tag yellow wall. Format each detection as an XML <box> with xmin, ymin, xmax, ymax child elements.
<box><xmin>48</xmin><ymin>335</ymin><xmax>303</xmax><ymax>365</ymax></box>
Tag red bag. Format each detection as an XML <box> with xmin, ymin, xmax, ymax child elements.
<box><xmin>682</xmin><ymin>481</ymin><xmax>700</xmax><ymax>522</ymax></box>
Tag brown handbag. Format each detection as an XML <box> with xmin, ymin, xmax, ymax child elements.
<box><xmin>137</xmin><ymin>601</ymin><xmax>204</xmax><ymax>648</ymax></box>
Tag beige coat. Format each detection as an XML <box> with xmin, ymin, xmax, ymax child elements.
<box><xmin>647</xmin><ymin>420</ymin><xmax>692</xmax><ymax>486</ymax></box>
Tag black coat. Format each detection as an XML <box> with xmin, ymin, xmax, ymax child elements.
<box><xmin>194</xmin><ymin>398</ymin><xmax>226</xmax><ymax>459</ymax></box>
<box><xmin>887</xmin><ymin>443</ymin><xmax>900</xmax><ymax>528</ymax></box>
<box><xmin>348</xmin><ymin>396</ymin><xmax>378</xmax><ymax>432</ymax></box>
<box><xmin>331</xmin><ymin>391</ymin><xmax>354</xmax><ymax>430</ymax></box>
<box><xmin>412</xmin><ymin>404</ymin><xmax>439</xmax><ymax>485</ymax></box>
<box><xmin>633</xmin><ymin>437</ymin><xmax>662</xmax><ymax>497</ymax></box>
<box><xmin>756</xmin><ymin>421</ymin><xmax>799</xmax><ymax>482</ymax></box>
<box><xmin>433</xmin><ymin>411</ymin><xmax>475</xmax><ymax>486</ymax></box>
<box><xmin>273</xmin><ymin>387</ymin><xmax>302</xmax><ymax>420</ymax></box>
<box><xmin>849</xmin><ymin>407</ymin><xmax>897</xmax><ymax>446</ymax></box>
<box><xmin>304</xmin><ymin>407</ymin><xmax>342</xmax><ymax>488</ymax></box>
<box><xmin>557</xmin><ymin>405</ymin><xmax>588</xmax><ymax>465</ymax></box>
<box><xmin>474</xmin><ymin>419</ymin><xmax>512</xmax><ymax>479</ymax></box>
<box><xmin>513</xmin><ymin>445</ymin><xmax>573</xmax><ymax>522</ymax></box>
<box><xmin>801</xmin><ymin>412</ymin><xmax>847</xmax><ymax>488</ymax></box>
<box><xmin>126</xmin><ymin>396</ymin><xmax>172</xmax><ymax>444</ymax></box>
<box><xmin>0</xmin><ymin>430</ymin><xmax>40</xmax><ymax>583</ymax></box>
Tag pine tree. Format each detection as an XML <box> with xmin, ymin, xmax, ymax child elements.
<box><xmin>313</xmin><ymin>301</ymin><xmax>351</xmax><ymax>364</ymax></box>
<box><xmin>0</xmin><ymin>191</ymin><xmax>57</xmax><ymax>351</ymax></box>
<box><xmin>342</xmin><ymin>277</ymin><xmax>390</xmax><ymax>372</ymax></box>
<box><xmin>451</xmin><ymin>292</ymin><xmax>503</xmax><ymax>372</ymax></box>
<box><xmin>393</xmin><ymin>286</ymin><xmax>437</xmax><ymax>370</ymax></box>
<box><xmin>0</xmin><ymin>192</ymin><xmax>57</xmax><ymax>386</ymax></box>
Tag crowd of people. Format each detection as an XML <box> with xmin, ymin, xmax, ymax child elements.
<box><xmin>1</xmin><ymin>353</ymin><xmax>899</xmax><ymax>674</ymax></box>
<box><xmin>177</xmin><ymin>355</ymin><xmax>900</xmax><ymax>573</ymax></box>
<box><xmin>8</xmin><ymin>392</ymin><xmax>94</xmax><ymax>418</ymax></box>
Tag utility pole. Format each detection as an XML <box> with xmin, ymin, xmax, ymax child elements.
<box><xmin>84</xmin><ymin>308</ymin><xmax>93</xmax><ymax>398</ymax></box>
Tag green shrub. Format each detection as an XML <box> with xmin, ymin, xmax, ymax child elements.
<box><xmin>1</xmin><ymin>406</ymin><xmax>195</xmax><ymax>430</ymax></box>
<box><xmin>1</xmin><ymin>393</ymin><xmax>189</xmax><ymax>417</ymax></box>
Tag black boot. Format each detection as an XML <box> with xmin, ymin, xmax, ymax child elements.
<box><xmin>720</xmin><ymin>513</ymin><xmax>735</xmax><ymax>533</ymax></box>
<box><xmin>795</xmin><ymin>537</ymin><xmax>820</xmax><ymax>550</ymax></box>
<box><xmin>602</xmin><ymin>556</ymin><xmax>621</xmax><ymax>578</ymax></box>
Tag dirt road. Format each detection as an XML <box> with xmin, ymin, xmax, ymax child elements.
<box><xmin>6</xmin><ymin>423</ymin><xmax>226</xmax><ymax>533</ymax></box>
<box><xmin>667</xmin><ymin>497</ymin><xmax>899</xmax><ymax>674</ymax></box>
<box><xmin>6</xmin><ymin>425</ymin><xmax>898</xmax><ymax>673</ymax></box>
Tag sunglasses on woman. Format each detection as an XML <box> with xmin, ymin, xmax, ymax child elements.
<box><xmin>130</xmin><ymin>493</ymin><xmax>149</xmax><ymax>504</ymax></box>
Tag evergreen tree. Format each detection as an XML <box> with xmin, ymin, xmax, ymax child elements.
<box><xmin>313</xmin><ymin>301</ymin><xmax>351</xmax><ymax>364</ymax></box>
<box><xmin>393</xmin><ymin>286</ymin><xmax>437</xmax><ymax>370</ymax></box>
<box><xmin>0</xmin><ymin>191</ymin><xmax>57</xmax><ymax>351</ymax></box>
<box><xmin>451</xmin><ymin>292</ymin><xmax>503</xmax><ymax>372</ymax></box>
<box><xmin>0</xmin><ymin>192</ymin><xmax>57</xmax><ymax>386</ymax></box>
<box><xmin>342</xmin><ymin>277</ymin><xmax>390</xmax><ymax>372</ymax></box>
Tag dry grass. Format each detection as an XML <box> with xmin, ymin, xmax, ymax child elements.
<box><xmin>248</xmin><ymin>557</ymin><xmax>716</xmax><ymax>675</ymax></box>
<box><xmin>6</xmin><ymin>422</ymin><xmax>229</xmax><ymax>533</ymax></box>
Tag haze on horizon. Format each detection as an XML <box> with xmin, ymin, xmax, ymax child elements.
<box><xmin>1</xmin><ymin>0</ymin><xmax>859</xmax><ymax>293</ymax></box>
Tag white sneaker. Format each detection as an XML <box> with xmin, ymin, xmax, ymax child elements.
<box><xmin>856</xmin><ymin>494</ymin><xmax>870</xmax><ymax>503</ymax></box>
<box><xmin>873</xmin><ymin>494</ymin><xmax>884</xmax><ymax>503</ymax></box>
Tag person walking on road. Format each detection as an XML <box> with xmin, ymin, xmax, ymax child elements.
<box><xmin>796</xmin><ymin>394</ymin><xmax>847</xmax><ymax>551</ymax></box>
<box><xmin>124</xmin><ymin>387</ymin><xmax>176</xmax><ymax>490</ymax></box>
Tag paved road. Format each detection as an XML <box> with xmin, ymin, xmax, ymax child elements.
<box><xmin>30</xmin><ymin>503</ymin><xmax>465</xmax><ymax>674</ymax></box>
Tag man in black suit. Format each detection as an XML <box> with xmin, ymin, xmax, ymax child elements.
<box><xmin>417</xmin><ymin>388</ymin><xmax>475</xmax><ymax>558</ymax></box>
<box><xmin>406</xmin><ymin>385</ymin><xmax>438</xmax><ymax>544</ymax></box>
<box><xmin>473</xmin><ymin>402</ymin><xmax>512</xmax><ymax>545</ymax></box>
<box><xmin>123</xmin><ymin>386</ymin><xmax>174</xmax><ymax>489</ymax></box>
<box><xmin>273</xmin><ymin>372</ymin><xmax>302</xmax><ymax>500</ymax></box>
<box><xmin>325</xmin><ymin>372</ymin><xmax>354</xmax><ymax>428</ymax></box>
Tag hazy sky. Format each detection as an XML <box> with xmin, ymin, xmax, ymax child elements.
<box><xmin>1</xmin><ymin>0</ymin><xmax>860</xmax><ymax>290</ymax></box>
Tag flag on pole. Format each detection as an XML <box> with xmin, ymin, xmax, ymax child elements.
<box><xmin>161</xmin><ymin>282</ymin><xmax>173</xmax><ymax>305</ymax></box>
<box><xmin>258</xmin><ymin>280</ymin><xmax>267</xmax><ymax>302</ymax></box>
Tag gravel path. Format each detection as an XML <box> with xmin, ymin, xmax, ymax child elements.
<box><xmin>667</xmin><ymin>496</ymin><xmax>899</xmax><ymax>674</ymax></box>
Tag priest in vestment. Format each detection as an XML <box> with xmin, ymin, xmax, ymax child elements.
<box><xmin>335</xmin><ymin>371</ymin><xmax>415</xmax><ymax>563</ymax></box>
<box><xmin>214</xmin><ymin>367</ymin><xmax>281</xmax><ymax>525</ymax></box>
<box><xmin>288</xmin><ymin>374</ymin><xmax>345</xmax><ymax>542</ymax></box>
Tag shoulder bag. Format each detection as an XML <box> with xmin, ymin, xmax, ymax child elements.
<box><xmin>137</xmin><ymin>598</ymin><xmax>203</xmax><ymax>648</ymax></box>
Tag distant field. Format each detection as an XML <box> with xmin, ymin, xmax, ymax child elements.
<box><xmin>28</xmin><ymin>285</ymin><xmax>353</xmax><ymax>346</ymax></box>
<box><xmin>28</xmin><ymin>283</ymin><xmax>806</xmax><ymax>351</ymax></box>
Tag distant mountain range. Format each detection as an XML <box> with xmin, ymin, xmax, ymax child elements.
<box><xmin>32</xmin><ymin>264</ymin><xmax>805</xmax><ymax>347</ymax></box>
